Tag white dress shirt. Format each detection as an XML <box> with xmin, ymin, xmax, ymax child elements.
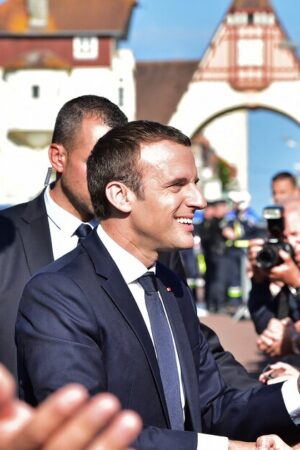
<box><xmin>44</xmin><ymin>186</ymin><xmax>96</xmax><ymax>259</ymax></box>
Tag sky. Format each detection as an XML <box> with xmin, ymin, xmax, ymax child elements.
<box><xmin>120</xmin><ymin>0</ymin><xmax>300</xmax><ymax>216</ymax></box>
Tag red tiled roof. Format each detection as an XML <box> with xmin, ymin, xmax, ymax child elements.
<box><xmin>230</xmin><ymin>0</ymin><xmax>272</xmax><ymax>11</ymax></box>
<box><xmin>136</xmin><ymin>60</ymin><xmax>199</xmax><ymax>124</ymax></box>
<box><xmin>0</xmin><ymin>0</ymin><xmax>136</xmax><ymax>36</ymax></box>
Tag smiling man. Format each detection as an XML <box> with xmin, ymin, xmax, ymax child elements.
<box><xmin>16</xmin><ymin>121</ymin><xmax>300</xmax><ymax>449</ymax></box>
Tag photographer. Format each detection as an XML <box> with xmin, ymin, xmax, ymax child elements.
<box><xmin>248</xmin><ymin>197</ymin><xmax>300</xmax><ymax>356</ymax></box>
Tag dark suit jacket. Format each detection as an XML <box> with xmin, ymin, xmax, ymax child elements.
<box><xmin>0</xmin><ymin>190</ymin><xmax>259</xmax><ymax>390</ymax></box>
<box><xmin>0</xmin><ymin>191</ymin><xmax>53</xmax><ymax>376</ymax></box>
<box><xmin>16</xmin><ymin>230</ymin><xmax>299</xmax><ymax>449</ymax></box>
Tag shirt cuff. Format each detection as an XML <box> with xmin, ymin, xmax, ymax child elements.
<box><xmin>197</xmin><ymin>433</ymin><xmax>228</xmax><ymax>449</ymax></box>
<box><xmin>282</xmin><ymin>376</ymin><xmax>300</xmax><ymax>425</ymax></box>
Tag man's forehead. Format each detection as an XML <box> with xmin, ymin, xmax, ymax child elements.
<box><xmin>140</xmin><ymin>139</ymin><xmax>191</xmax><ymax>160</ymax></box>
<box><xmin>273</xmin><ymin>179</ymin><xmax>295</xmax><ymax>190</ymax></box>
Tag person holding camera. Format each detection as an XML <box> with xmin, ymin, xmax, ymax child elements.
<box><xmin>248</xmin><ymin>197</ymin><xmax>300</xmax><ymax>357</ymax></box>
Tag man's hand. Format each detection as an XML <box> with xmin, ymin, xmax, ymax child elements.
<box><xmin>268</xmin><ymin>249</ymin><xmax>300</xmax><ymax>288</ymax></box>
<box><xmin>259</xmin><ymin>362</ymin><xmax>300</xmax><ymax>385</ymax></box>
<box><xmin>229</xmin><ymin>440</ymin><xmax>255</xmax><ymax>449</ymax></box>
<box><xmin>229</xmin><ymin>435</ymin><xmax>296</xmax><ymax>449</ymax></box>
<box><xmin>0</xmin><ymin>364</ymin><xmax>142</xmax><ymax>450</ymax></box>
<box><xmin>256</xmin><ymin>434</ymin><xmax>293</xmax><ymax>449</ymax></box>
<box><xmin>248</xmin><ymin>239</ymin><xmax>267</xmax><ymax>281</ymax></box>
<box><xmin>222</xmin><ymin>226</ymin><xmax>236</xmax><ymax>241</ymax></box>
<box><xmin>257</xmin><ymin>318</ymin><xmax>294</xmax><ymax>356</ymax></box>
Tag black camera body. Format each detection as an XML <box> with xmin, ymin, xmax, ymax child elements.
<box><xmin>256</xmin><ymin>205</ymin><xmax>294</xmax><ymax>270</ymax></box>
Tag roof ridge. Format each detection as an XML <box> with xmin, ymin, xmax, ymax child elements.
<box><xmin>229</xmin><ymin>0</ymin><xmax>273</xmax><ymax>11</ymax></box>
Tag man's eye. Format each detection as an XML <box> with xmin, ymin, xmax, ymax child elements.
<box><xmin>169</xmin><ymin>183</ymin><xmax>183</xmax><ymax>191</ymax></box>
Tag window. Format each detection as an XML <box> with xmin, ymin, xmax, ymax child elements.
<box><xmin>237</xmin><ymin>39</ymin><xmax>264</xmax><ymax>67</ymax></box>
<box><xmin>32</xmin><ymin>85</ymin><xmax>40</xmax><ymax>98</ymax></box>
<box><xmin>73</xmin><ymin>37</ymin><xmax>99</xmax><ymax>60</ymax></box>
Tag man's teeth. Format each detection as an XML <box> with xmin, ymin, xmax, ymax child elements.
<box><xmin>176</xmin><ymin>218</ymin><xmax>193</xmax><ymax>224</ymax></box>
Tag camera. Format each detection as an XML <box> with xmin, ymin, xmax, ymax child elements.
<box><xmin>256</xmin><ymin>205</ymin><xmax>294</xmax><ymax>270</ymax></box>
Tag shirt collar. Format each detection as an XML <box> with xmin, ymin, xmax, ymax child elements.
<box><xmin>44</xmin><ymin>184</ymin><xmax>96</xmax><ymax>236</ymax></box>
<box><xmin>97</xmin><ymin>225</ymin><xmax>155</xmax><ymax>284</ymax></box>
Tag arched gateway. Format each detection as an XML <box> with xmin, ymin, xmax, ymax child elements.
<box><xmin>169</xmin><ymin>0</ymin><xmax>300</xmax><ymax>190</ymax></box>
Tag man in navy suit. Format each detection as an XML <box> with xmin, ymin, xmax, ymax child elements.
<box><xmin>16</xmin><ymin>121</ymin><xmax>300</xmax><ymax>449</ymax></box>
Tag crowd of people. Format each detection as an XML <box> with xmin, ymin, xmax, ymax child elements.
<box><xmin>186</xmin><ymin>171</ymin><xmax>300</xmax><ymax>316</ymax></box>
<box><xmin>247</xmin><ymin>174</ymin><xmax>300</xmax><ymax>388</ymax></box>
<box><xmin>187</xmin><ymin>190</ymin><xmax>260</xmax><ymax>313</ymax></box>
<box><xmin>0</xmin><ymin>95</ymin><xmax>299</xmax><ymax>449</ymax></box>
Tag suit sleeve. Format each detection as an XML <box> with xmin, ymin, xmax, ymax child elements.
<box><xmin>16</xmin><ymin>272</ymin><xmax>107</xmax><ymax>405</ymax></box>
<box><xmin>200</xmin><ymin>322</ymin><xmax>260</xmax><ymax>389</ymax></box>
<box><xmin>196</xmin><ymin>320</ymin><xmax>300</xmax><ymax>445</ymax></box>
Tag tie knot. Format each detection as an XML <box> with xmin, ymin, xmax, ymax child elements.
<box><xmin>74</xmin><ymin>223</ymin><xmax>92</xmax><ymax>240</ymax></box>
<box><xmin>138</xmin><ymin>272</ymin><xmax>158</xmax><ymax>293</ymax></box>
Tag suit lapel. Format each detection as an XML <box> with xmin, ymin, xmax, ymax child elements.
<box><xmin>19</xmin><ymin>191</ymin><xmax>54</xmax><ymax>274</ymax></box>
<box><xmin>82</xmin><ymin>232</ymin><xmax>171</xmax><ymax>426</ymax></box>
<box><xmin>156</xmin><ymin>267</ymin><xmax>202</xmax><ymax>431</ymax></box>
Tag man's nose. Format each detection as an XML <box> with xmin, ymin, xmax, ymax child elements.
<box><xmin>187</xmin><ymin>184</ymin><xmax>207</xmax><ymax>210</ymax></box>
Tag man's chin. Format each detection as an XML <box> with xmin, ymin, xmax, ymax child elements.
<box><xmin>178</xmin><ymin>235</ymin><xmax>194</xmax><ymax>249</ymax></box>
<box><xmin>161</xmin><ymin>241</ymin><xmax>194</xmax><ymax>252</ymax></box>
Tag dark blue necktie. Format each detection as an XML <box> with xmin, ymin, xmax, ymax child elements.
<box><xmin>138</xmin><ymin>272</ymin><xmax>184</xmax><ymax>430</ymax></box>
<box><xmin>74</xmin><ymin>224</ymin><xmax>92</xmax><ymax>243</ymax></box>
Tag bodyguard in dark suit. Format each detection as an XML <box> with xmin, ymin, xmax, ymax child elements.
<box><xmin>16</xmin><ymin>121</ymin><xmax>300</xmax><ymax>449</ymax></box>
<box><xmin>0</xmin><ymin>95</ymin><xmax>128</xmax><ymax>378</ymax></box>
<box><xmin>0</xmin><ymin>95</ymin><xmax>258</xmax><ymax>392</ymax></box>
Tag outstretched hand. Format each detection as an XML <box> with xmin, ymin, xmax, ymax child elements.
<box><xmin>256</xmin><ymin>434</ymin><xmax>294</xmax><ymax>449</ymax></box>
<box><xmin>0</xmin><ymin>364</ymin><xmax>142</xmax><ymax>450</ymax></box>
<box><xmin>259</xmin><ymin>362</ymin><xmax>300</xmax><ymax>385</ymax></box>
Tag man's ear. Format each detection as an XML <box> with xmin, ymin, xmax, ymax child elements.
<box><xmin>105</xmin><ymin>181</ymin><xmax>135</xmax><ymax>213</ymax></box>
<box><xmin>48</xmin><ymin>144</ymin><xmax>67</xmax><ymax>174</ymax></box>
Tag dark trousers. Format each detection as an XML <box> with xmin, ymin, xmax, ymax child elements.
<box><xmin>204</xmin><ymin>253</ymin><xmax>228</xmax><ymax>312</ymax></box>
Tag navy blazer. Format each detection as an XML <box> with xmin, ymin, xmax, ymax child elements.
<box><xmin>16</xmin><ymin>230</ymin><xmax>299</xmax><ymax>449</ymax></box>
<box><xmin>0</xmin><ymin>189</ymin><xmax>259</xmax><ymax>390</ymax></box>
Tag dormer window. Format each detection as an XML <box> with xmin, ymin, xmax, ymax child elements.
<box><xmin>254</xmin><ymin>13</ymin><xmax>275</xmax><ymax>26</ymax></box>
<box><xmin>73</xmin><ymin>37</ymin><xmax>99</xmax><ymax>60</ymax></box>
<box><xmin>227</xmin><ymin>13</ymin><xmax>248</xmax><ymax>26</ymax></box>
<box><xmin>27</xmin><ymin>0</ymin><xmax>48</xmax><ymax>28</ymax></box>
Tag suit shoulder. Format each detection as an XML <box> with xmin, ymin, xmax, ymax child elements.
<box><xmin>0</xmin><ymin>193</ymin><xmax>44</xmax><ymax>221</ymax></box>
<box><xmin>0</xmin><ymin>203</ymin><xmax>27</xmax><ymax>221</ymax></box>
<box><xmin>36</xmin><ymin>247</ymin><xmax>85</xmax><ymax>277</ymax></box>
<box><xmin>0</xmin><ymin>205</ymin><xmax>25</xmax><ymax>250</ymax></box>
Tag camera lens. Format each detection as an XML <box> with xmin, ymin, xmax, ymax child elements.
<box><xmin>256</xmin><ymin>245</ymin><xmax>281</xmax><ymax>270</ymax></box>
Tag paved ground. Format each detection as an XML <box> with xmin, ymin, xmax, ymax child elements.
<box><xmin>200</xmin><ymin>313</ymin><xmax>268</xmax><ymax>377</ymax></box>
